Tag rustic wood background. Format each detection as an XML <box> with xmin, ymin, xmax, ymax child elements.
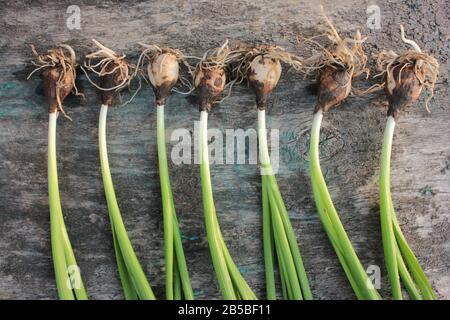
<box><xmin>0</xmin><ymin>0</ymin><xmax>448</xmax><ymax>300</ymax></box>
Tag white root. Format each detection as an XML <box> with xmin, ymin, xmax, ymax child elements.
<box><xmin>400</xmin><ymin>25</ymin><xmax>422</xmax><ymax>53</ymax></box>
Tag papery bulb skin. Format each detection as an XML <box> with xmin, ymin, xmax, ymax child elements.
<box><xmin>385</xmin><ymin>64</ymin><xmax>423</xmax><ymax>119</ymax></box>
<box><xmin>43</xmin><ymin>67</ymin><xmax>74</xmax><ymax>113</ymax></box>
<box><xmin>247</xmin><ymin>56</ymin><xmax>282</xmax><ymax>110</ymax></box>
<box><xmin>315</xmin><ymin>66</ymin><xmax>352</xmax><ymax>113</ymax></box>
<box><xmin>148</xmin><ymin>52</ymin><xmax>179</xmax><ymax>106</ymax></box>
<box><xmin>195</xmin><ymin>67</ymin><xmax>226</xmax><ymax>112</ymax></box>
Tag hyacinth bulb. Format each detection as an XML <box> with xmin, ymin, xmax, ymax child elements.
<box><xmin>315</xmin><ymin>66</ymin><xmax>352</xmax><ymax>113</ymax></box>
<box><xmin>385</xmin><ymin>64</ymin><xmax>423</xmax><ymax>118</ymax></box>
<box><xmin>194</xmin><ymin>66</ymin><xmax>226</xmax><ymax>112</ymax></box>
<box><xmin>43</xmin><ymin>67</ymin><xmax>74</xmax><ymax>113</ymax></box>
<box><xmin>148</xmin><ymin>52</ymin><xmax>179</xmax><ymax>106</ymax></box>
<box><xmin>41</xmin><ymin>45</ymin><xmax>76</xmax><ymax>113</ymax></box>
<box><xmin>247</xmin><ymin>55</ymin><xmax>282</xmax><ymax>110</ymax></box>
<box><xmin>100</xmin><ymin>61</ymin><xmax>129</xmax><ymax>106</ymax></box>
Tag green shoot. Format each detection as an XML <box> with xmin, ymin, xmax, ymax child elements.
<box><xmin>259</xmin><ymin>110</ymin><xmax>312</xmax><ymax>300</ymax></box>
<box><xmin>99</xmin><ymin>104</ymin><xmax>156</xmax><ymax>300</ymax></box>
<box><xmin>309</xmin><ymin>110</ymin><xmax>381</xmax><ymax>300</ymax></box>
<box><xmin>49</xmin><ymin>112</ymin><xmax>88</xmax><ymax>300</ymax></box>
<box><xmin>379</xmin><ymin>116</ymin><xmax>435</xmax><ymax>300</ymax></box>
<box><xmin>157</xmin><ymin>105</ymin><xmax>194</xmax><ymax>300</ymax></box>
<box><xmin>199</xmin><ymin>111</ymin><xmax>257</xmax><ymax>300</ymax></box>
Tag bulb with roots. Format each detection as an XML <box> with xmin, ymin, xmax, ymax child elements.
<box><xmin>247</xmin><ymin>55</ymin><xmax>282</xmax><ymax>110</ymax></box>
<box><xmin>37</xmin><ymin>44</ymin><xmax>77</xmax><ymax>114</ymax></box>
<box><xmin>377</xmin><ymin>25</ymin><xmax>439</xmax><ymax>119</ymax></box>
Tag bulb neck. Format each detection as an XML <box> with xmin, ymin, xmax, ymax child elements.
<box><xmin>255</xmin><ymin>91</ymin><xmax>269</xmax><ymax>111</ymax></box>
<box><xmin>154</xmin><ymin>80</ymin><xmax>177</xmax><ymax>107</ymax></box>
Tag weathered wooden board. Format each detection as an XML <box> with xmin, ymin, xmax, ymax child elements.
<box><xmin>0</xmin><ymin>0</ymin><xmax>448</xmax><ymax>300</ymax></box>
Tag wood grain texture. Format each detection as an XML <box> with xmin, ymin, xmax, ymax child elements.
<box><xmin>0</xmin><ymin>0</ymin><xmax>448</xmax><ymax>300</ymax></box>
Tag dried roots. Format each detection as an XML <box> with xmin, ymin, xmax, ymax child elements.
<box><xmin>299</xmin><ymin>6</ymin><xmax>369</xmax><ymax>112</ymax></box>
<box><xmin>28</xmin><ymin>44</ymin><xmax>81</xmax><ymax>118</ymax></box>
<box><xmin>82</xmin><ymin>39</ymin><xmax>135</xmax><ymax>106</ymax></box>
<box><xmin>300</xmin><ymin>7</ymin><xmax>369</xmax><ymax>79</ymax></box>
